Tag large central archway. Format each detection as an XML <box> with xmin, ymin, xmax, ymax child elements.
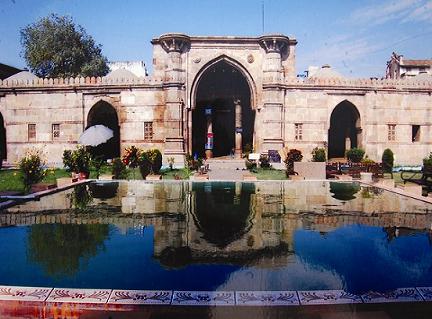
<box><xmin>87</xmin><ymin>101</ymin><xmax>120</xmax><ymax>160</ymax></box>
<box><xmin>328</xmin><ymin>101</ymin><xmax>361</xmax><ymax>159</ymax></box>
<box><xmin>192</xmin><ymin>59</ymin><xmax>255</xmax><ymax>158</ymax></box>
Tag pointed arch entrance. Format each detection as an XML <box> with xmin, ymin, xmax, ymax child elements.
<box><xmin>0</xmin><ymin>112</ymin><xmax>5</xmax><ymax>163</ymax></box>
<box><xmin>328</xmin><ymin>101</ymin><xmax>361</xmax><ymax>159</ymax></box>
<box><xmin>87</xmin><ymin>101</ymin><xmax>120</xmax><ymax>159</ymax></box>
<box><xmin>191</xmin><ymin>58</ymin><xmax>255</xmax><ymax>158</ymax></box>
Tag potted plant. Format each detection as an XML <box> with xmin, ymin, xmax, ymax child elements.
<box><xmin>111</xmin><ymin>157</ymin><xmax>128</xmax><ymax>179</ymax></box>
<box><xmin>423</xmin><ymin>153</ymin><xmax>432</xmax><ymax>175</ymax></box>
<box><xmin>382</xmin><ymin>148</ymin><xmax>394</xmax><ymax>174</ymax></box>
<box><xmin>311</xmin><ymin>147</ymin><xmax>326</xmax><ymax>162</ymax></box>
<box><xmin>19</xmin><ymin>149</ymin><xmax>46</xmax><ymax>193</ymax></box>
<box><xmin>284</xmin><ymin>149</ymin><xmax>303</xmax><ymax>176</ymax></box>
<box><xmin>141</xmin><ymin>148</ymin><xmax>162</xmax><ymax>180</ymax></box>
<box><xmin>346</xmin><ymin>148</ymin><xmax>365</xmax><ymax>163</ymax></box>
<box><xmin>62</xmin><ymin>146</ymin><xmax>91</xmax><ymax>179</ymax></box>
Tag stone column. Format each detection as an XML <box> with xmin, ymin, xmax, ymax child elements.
<box><xmin>258</xmin><ymin>35</ymin><xmax>290</xmax><ymax>153</ymax></box>
<box><xmin>234</xmin><ymin>99</ymin><xmax>242</xmax><ymax>158</ymax></box>
<box><xmin>158</xmin><ymin>34</ymin><xmax>190</xmax><ymax>164</ymax></box>
<box><xmin>205</xmin><ymin>110</ymin><xmax>213</xmax><ymax>159</ymax></box>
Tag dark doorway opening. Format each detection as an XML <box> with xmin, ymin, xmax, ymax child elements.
<box><xmin>0</xmin><ymin>112</ymin><xmax>6</xmax><ymax>162</ymax></box>
<box><xmin>328</xmin><ymin>101</ymin><xmax>361</xmax><ymax>159</ymax></box>
<box><xmin>87</xmin><ymin>101</ymin><xmax>120</xmax><ymax>160</ymax></box>
<box><xmin>193</xmin><ymin>60</ymin><xmax>254</xmax><ymax>158</ymax></box>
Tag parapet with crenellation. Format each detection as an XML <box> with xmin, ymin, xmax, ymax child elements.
<box><xmin>1</xmin><ymin>74</ymin><xmax>431</xmax><ymax>92</ymax></box>
<box><xmin>0</xmin><ymin>75</ymin><xmax>165</xmax><ymax>88</ymax></box>
<box><xmin>282</xmin><ymin>76</ymin><xmax>432</xmax><ymax>90</ymax></box>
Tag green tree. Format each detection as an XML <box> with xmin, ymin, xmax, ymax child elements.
<box><xmin>20</xmin><ymin>14</ymin><xmax>109</xmax><ymax>78</ymax></box>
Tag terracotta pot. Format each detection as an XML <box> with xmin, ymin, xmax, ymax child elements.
<box><xmin>205</xmin><ymin>149</ymin><xmax>213</xmax><ymax>159</ymax></box>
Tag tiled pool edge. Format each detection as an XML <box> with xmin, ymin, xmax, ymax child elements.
<box><xmin>0</xmin><ymin>286</ymin><xmax>431</xmax><ymax>306</ymax></box>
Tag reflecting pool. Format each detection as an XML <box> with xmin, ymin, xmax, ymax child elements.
<box><xmin>0</xmin><ymin>181</ymin><xmax>431</xmax><ymax>294</ymax></box>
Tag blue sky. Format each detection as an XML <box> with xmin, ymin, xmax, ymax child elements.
<box><xmin>1</xmin><ymin>0</ymin><xmax>431</xmax><ymax>78</ymax></box>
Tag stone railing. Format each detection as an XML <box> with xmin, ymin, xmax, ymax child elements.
<box><xmin>1</xmin><ymin>74</ymin><xmax>431</xmax><ymax>90</ymax></box>
<box><xmin>284</xmin><ymin>77</ymin><xmax>432</xmax><ymax>89</ymax></box>
<box><xmin>0</xmin><ymin>75</ymin><xmax>165</xmax><ymax>87</ymax></box>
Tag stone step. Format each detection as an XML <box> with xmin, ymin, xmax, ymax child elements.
<box><xmin>206</xmin><ymin>158</ymin><xmax>245</xmax><ymax>170</ymax></box>
<box><xmin>208</xmin><ymin>168</ymin><xmax>245</xmax><ymax>181</ymax></box>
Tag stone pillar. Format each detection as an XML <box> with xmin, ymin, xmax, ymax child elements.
<box><xmin>158</xmin><ymin>34</ymin><xmax>190</xmax><ymax>164</ymax></box>
<box><xmin>259</xmin><ymin>35</ymin><xmax>290</xmax><ymax>84</ymax></box>
<box><xmin>205</xmin><ymin>111</ymin><xmax>213</xmax><ymax>159</ymax></box>
<box><xmin>258</xmin><ymin>35</ymin><xmax>290</xmax><ymax>153</ymax></box>
<box><xmin>234</xmin><ymin>99</ymin><xmax>242</xmax><ymax>158</ymax></box>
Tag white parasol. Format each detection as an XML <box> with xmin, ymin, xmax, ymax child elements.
<box><xmin>78</xmin><ymin>125</ymin><xmax>114</xmax><ymax>146</ymax></box>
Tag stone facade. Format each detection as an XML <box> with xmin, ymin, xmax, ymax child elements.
<box><xmin>0</xmin><ymin>33</ymin><xmax>432</xmax><ymax>165</ymax></box>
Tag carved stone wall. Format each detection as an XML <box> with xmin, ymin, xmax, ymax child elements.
<box><xmin>0</xmin><ymin>34</ymin><xmax>431</xmax><ymax>165</ymax></box>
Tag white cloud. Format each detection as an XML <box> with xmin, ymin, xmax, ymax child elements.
<box><xmin>348</xmin><ymin>0</ymin><xmax>430</xmax><ymax>26</ymax></box>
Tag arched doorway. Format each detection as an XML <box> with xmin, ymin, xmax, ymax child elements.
<box><xmin>192</xmin><ymin>60</ymin><xmax>255</xmax><ymax>158</ymax></box>
<box><xmin>0</xmin><ymin>112</ymin><xmax>5</xmax><ymax>163</ymax></box>
<box><xmin>328</xmin><ymin>101</ymin><xmax>361</xmax><ymax>159</ymax></box>
<box><xmin>87</xmin><ymin>101</ymin><xmax>120</xmax><ymax>160</ymax></box>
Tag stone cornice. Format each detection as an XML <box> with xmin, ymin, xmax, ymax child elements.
<box><xmin>258</xmin><ymin>34</ymin><xmax>291</xmax><ymax>54</ymax></box>
<box><xmin>153</xmin><ymin>33</ymin><xmax>191</xmax><ymax>53</ymax></box>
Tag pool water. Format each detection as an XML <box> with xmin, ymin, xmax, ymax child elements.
<box><xmin>0</xmin><ymin>181</ymin><xmax>431</xmax><ymax>294</ymax></box>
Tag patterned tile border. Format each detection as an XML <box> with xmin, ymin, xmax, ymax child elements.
<box><xmin>0</xmin><ymin>286</ymin><xmax>52</xmax><ymax>302</ymax></box>
<box><xmin>108</xmin><ymin>290</ymin><xmax>172</xmax><ymax>305</ymax></box>
<box><xmin>417</xmin><ymin>287</ymin><xmax>432</xmax><ymax>301</ymax></box>
<box><xmin>298</xmin><ymin>290</ymin><xmax>362</xmax><ymax>305</ymax></box>
<box><xmin>46</xmin><ymin>288</ymin><xmax>111</xmax><ymax>304</ymax></box>
<box><xmin>361</xmin><ymin>288</ymin><xmax>423</xmax><ymax>303</ymax></box>
<box><xmin>236</xmin><ymin>291</ymin><xmax>299</xmax><ymax>306</ymax></box>
<box><xmin>0</xmin><ymin>286</ymin><xmax>432</xmax><ymax>306</ymax></box>
<box><xmin>171</xmin><ymin>291</ymin><xmax>235</xmax><ymax>306</ymax></box>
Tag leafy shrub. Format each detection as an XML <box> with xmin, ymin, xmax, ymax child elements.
<box><xmin>185</xmin><ymin>154</ymin><xmax>203</xmax><ymax>171</ymax></box>
<box><xmin>122</xmin><ymin>146</ymin><xmax>140</xmax><ymax>168</ymax></box>
<box><xmin>146</xmin><ymin>148</ymin><xmax>162</xmax><ymax>174</ymax></box>
<box><xmin>19</xmin><ymin>150</ymin><xmax>46</xmax><ymax>192</ymax></box>
<box><xmin>361</xmin><ymin>156</ymin><xmax>375</xmax><ymax>165</ymax></box>
<box><xmin>245</xmin><ymin>159</ymin><xmax>257</xmax><ymax>170</ymax></box>
<box><xmin>111</xmin><ymin>158</ymin><xmax>127</xmax><ymax>179</ymax></box>
<box><xmin>91</xmin><ymin>156</ymin><xmax>105</xmax><ymax>179</ymax></box>
<box><xmin>382</xmin><ymin>149</ymin><xmax>394</xmax><ymax>173</ymax></box>
<box><xmin>311</xmin><ymin>147</ymin><xmax>326</xmax><ymax>162</ymax></box>
<box><xmin>346</xmin><ymin>148</ymin><xmax>365</xmax><ymax>163</ymax></box>
<box><xmin>259</xmin><ymin>154</ymin><xmax>271</xmax><ymax>168</ymax></box>
<box><xmin>423</xmin><ymin>153</ymin><xmax>432</xmax><ymax>166</ymax></box>
<box><xmin>284</xmin><ymin>149</ymin><xmax>303</xmax><ymax>175</ymax></box>
<box><xmin>63</xmin><ymin>146</ymin><xmax>91</xmax><ymax>174</ymax></box>
<box><xmin>62</xmin><ymin>150</ymin><xmax>73</xmax><ymax>172</ymax></box>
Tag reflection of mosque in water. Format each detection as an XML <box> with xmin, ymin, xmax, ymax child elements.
<box><xmin>2</xmin><ymin>181</ymin><xmax>432</xmax><ymax>268</ymax></box>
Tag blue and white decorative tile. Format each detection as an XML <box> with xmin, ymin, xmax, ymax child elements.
<box><xmin>235</xmin><ymin>291</ymin><xmax>299</xmax><ymax>306</ymax></box>
<box><xmin>417</xmin><ymin>287</ymin><xmax>432</xmax><ymax>301</ymax></box>
<box><xmin>298</xmin><ymin>290</ymin><xmax>362</xmax><ymax>305</ymax></box>
<box><xmin>0</xmin><ymin>286</ymin><xmax>52</xmax><ymax>302</ymax></box>
<box><xmin>108</xmin><ymin>290</ymin><xmax>172</xmax><ymax>305</ymax></box>
<box><xmin>361</xmin><ymin>288</ymin><xmax>422</xmax><ymax>303</ymax></box>
<box><xmin>172</xmin><ymin>291</ymin><xmax>235</xmax><ymax>306</ymax></box>
<box><xmin>46</xmin><ymin>288</ymin><xmax>111</xmax><ymax>304</ymax></box>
